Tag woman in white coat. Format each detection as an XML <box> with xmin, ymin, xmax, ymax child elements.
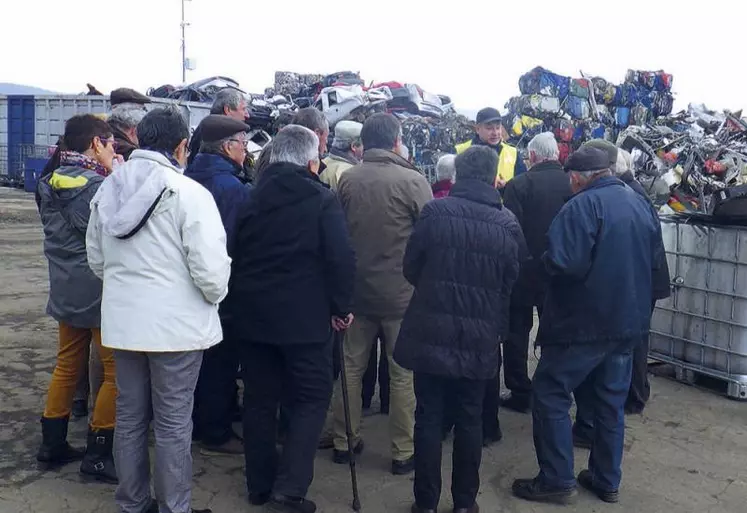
<box><xmin>86</xmin><ymin>107</ymin><xmax>231</xmax><ymax>513</ymax></box>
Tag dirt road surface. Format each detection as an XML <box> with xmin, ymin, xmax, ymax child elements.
<box><xmin>1</xmin><ymin>187</ymin><xmax>745</xmax><ymax>513</ymax></box>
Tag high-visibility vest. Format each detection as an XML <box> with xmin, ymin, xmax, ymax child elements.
<box><xmin>455</xmin><ymin>140</ymin><xmax>518</xmax><ymax>186</ymax></box>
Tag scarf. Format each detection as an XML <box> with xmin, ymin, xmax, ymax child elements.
<box><xmin>59</xmin><ymin>151</ymin><xmax>110</xmax><ymax>177</ymax></box>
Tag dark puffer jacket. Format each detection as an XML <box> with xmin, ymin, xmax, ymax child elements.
<box><xmin>223</xmin><ymin>162</ymin><xmax>355</xmax><ymax>345</ymax></box>
<box><xmin>393</xmin><ymin>179</ymin><xmax>525</xmax><ymax>380</ymax></box>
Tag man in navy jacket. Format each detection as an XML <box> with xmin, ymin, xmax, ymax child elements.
<box><xmin>512</xmin><ymin>146</ymin><xmax>664</xmax><ymax>506</ymax></box>
<box><xmin>186</xmin><ymin>115</ymin><xmax>252</xmax><ymax>455</ymax></box>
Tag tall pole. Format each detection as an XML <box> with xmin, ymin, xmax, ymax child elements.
<box><xmin>181</xmin><ymin>0</ymin><xmax>186</xmax><ymax>83</ymax></box>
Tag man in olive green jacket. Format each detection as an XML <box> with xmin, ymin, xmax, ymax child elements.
<box><xmin>332</xmin><ymin>113</ymin><xmax>433</xmax><ymax>475</ymax></box>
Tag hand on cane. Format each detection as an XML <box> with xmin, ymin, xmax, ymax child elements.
<box><xmin>332</xmin><ymin>313</ymin><xmax>354</xmax><ymax>332</ymax></box>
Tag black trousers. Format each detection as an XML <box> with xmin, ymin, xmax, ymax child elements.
<box><xmin>481</xmin><ymin>374</ymin><xmax>502</xmax><ymax>439</ymax></box>
<box><xmin>626</xmin><ymin>304</ymin><xmax>655</xmax><ymax>412</ymax></box>
<box><xmin>194</xmin><ymin>338</ymin><xmax>239</xmax><ymax>445</ymax></box>
<box><xmin>502</xmin><ymin>303</ymin><xmax>542</xmax><ymax>400</ymax></box>
<box><xmin>241</xmin><ymin>339</ymin><xmax>333</xmax><ymax>498</ymax></box>
<box><xmin>362</xmin><ymin>338</ymin><xmax>389</xmax><ymax>411</ymax></box>
<box><xmin>445</xmin><ymin>355</ymin><xmax>502</xmax><ymax>439</ymax></box>
<box><xmin>414</xmin><ymin>373</ymin><xmax>486</xmax><ymax>510</ymax></box>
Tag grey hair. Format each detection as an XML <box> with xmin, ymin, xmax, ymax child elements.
<box><xmin>527</xmin><ymin>132</ymin><xmax>560</xmax><ymax>162</ymax></box>
<box><xmin>570</xmin><ymin>169</ymin><xmax>612</xmax><ymax>187</ymax></box>
<box><xmin>211</xmin><ymin>88</ymin><xmax>245</xmax><ymax>115</ymax></box>
<box><xmin>269</xmin><ymin>125</ymin><xmax>319</xmax><ymax>167</ymax></box>
<box><xmin>615</xmin><ymin>148</ymin><xmax>633</xmax><ymax>176</ymax></box>
<box><xmin>110</xmin><ymin>103</ymin><xmax>148</xmax><ymax>129</ymax></box>
<box><xmin>292</xmin><ymin>107</ymin><xmax>329</xmax><ymax>134</ymax></box>
<box><xmin>436</xmin><ymin>154</ymin><xmax>456</xmax><ymax>181</ymax></box>
<box><xmin>199</xmin><ymin>131</ymin><xmax>244</xmax><ymax>155</ymax></box>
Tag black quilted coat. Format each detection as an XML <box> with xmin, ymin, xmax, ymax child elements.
<box><xmin>393</xmin><ymin>178</ymin><xmax>525</xmax><ymax>380</ymax></box>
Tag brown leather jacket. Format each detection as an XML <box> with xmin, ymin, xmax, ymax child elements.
<box><xmin>337</xmin><ymin>149</ymin><xmax>433</xmax><ymax>318</ymax></box>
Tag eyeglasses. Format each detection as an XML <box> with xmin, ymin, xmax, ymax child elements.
<box><xmin>228</xmin><ymin>138</ymin><xmax>248</xmax><ymax>149</ymax></box>
<box><xmin>99</xmin><ymin>137</ymin><xmax>116</xmax><ymax>150</ymax></box>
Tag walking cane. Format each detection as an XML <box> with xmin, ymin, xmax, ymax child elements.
<box><xmin>337</xmin><ymin>331</ymin><xmax>362</xmax><ymax>512</ymax></box>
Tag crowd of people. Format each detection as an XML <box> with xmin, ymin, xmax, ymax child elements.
<box><xmin>32</xmin><ymin>87</ymin><xmax>668</xmax><ymax>513</ymax></box>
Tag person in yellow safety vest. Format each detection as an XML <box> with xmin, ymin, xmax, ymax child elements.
<box><xmin>455</xmin><ymin>107</ymin><xmax>527</xmax><ymax>188</ymax></box>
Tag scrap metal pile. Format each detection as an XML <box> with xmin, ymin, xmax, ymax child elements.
<box><xmin>145</xmin><ymin>68</ymin><xmax>747</xmax><ymax>208</ymax></box>
<box><xmin>399</xmin><ymin>112</ymin><xmax>475</xmax><ymax>179</ymax></box>
<box><xmin>147</xmin><ymin>71</ymin><xmax>468</xmax><ymax>176</ymax></box>
<box><xmin>618</xmin><ymin>106</ymin><xmax>747</xmax><ymax>213</ymax></box>
<box><xmin>505</xmin><ymin>66</ymin><xmax>747</xmax><ymax>214</ymax></box>
<box><xmin>504</xmin><ymin>66</ymin><xmax>675</xmax><ymax>162</ymax></box>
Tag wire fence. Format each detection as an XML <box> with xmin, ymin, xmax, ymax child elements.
<box><xmin>0</xmin><ymin>144</ymin><xmax>56</xmax><ymax>188</ymax></box>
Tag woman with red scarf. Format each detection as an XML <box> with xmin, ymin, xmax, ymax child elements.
<box><xmin>35</xmin><ymin>114</ymin><xmax>120</xmax><ymax>484</ymax></box>
<box><xmin>432</xmin><ymin>154</ymin><xmax>456</xmax><ymax>199</ymax></box>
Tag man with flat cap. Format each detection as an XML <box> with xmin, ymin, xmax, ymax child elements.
<box><xmin>512</xmin><ymin>146</ymin><xmax>664</xmax><ymax>505</ymax></box>
<box><xmin>455</xmin><ymin>107</ymin><xmax>526</xmax><ymax>188</ymax></box>
<box><xmin>186</xmin><ymin>114</ymin><xmax>252</xmax><ymax>456</ymax></box>
<box><xmin>582</xmin><ymin>138</ymin><xmax>617</xmax><ymax>170</ymax></box>
<box><xmin>571</xmin><ymin>140</ymin><xmax>670</xmax><ymax>444</ymax></box>
<box><xmin>188</xmin><ymin>88</ymin><xmax>249</xmax><ymax>168</ymax></box>
<box><xmin>109</xmin><ymin>88</ymin><xmax>150</xmax><ymax>161</ymax></box>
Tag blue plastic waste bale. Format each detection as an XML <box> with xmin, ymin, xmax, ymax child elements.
<box><xmin>519</xmin><ymin>67</ymin><xmax>570</xmax><ymax>99</ymax></box>
<box><xmin>588</xmin><ymin>123</ymin><xmax>606</xmax><ymax>139</ymax></box>
<box><xmin>639</xmin><ymin>91</ymin><xmax>654</xmax><ymax>109</ymax></box>
<box><xmin>540</xmin><ymin>72</ymin><xmax>570</xmax><ymax>99</ymax></box>
<box><xmin>614</xmin><ymin>84</ymin><xmax>640</xmax><ymax>107</ymax></box>
<box><xmin>565</xmin><ymin>96</ymin><xmax>591</xmax><ymax>120</ymax></box>
<box><xmin>615</xmin><ymin>107</ymin><xmax>631</xmax><ymax>127</ymax></box>
<box><xmin>573</xmin><ymin>124</ymin><xmax>586</xmax><ymax>142</ymax></box>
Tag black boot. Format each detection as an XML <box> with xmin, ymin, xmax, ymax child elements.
<box><xmin>80</xmin><ymin>427</ymin><xmax>118</xmax><ymax>484</ymax></box>
<box><xmin>36</xmin><ymin>417</ymin><xmax>85</xmax><ymax>469</ymax></box>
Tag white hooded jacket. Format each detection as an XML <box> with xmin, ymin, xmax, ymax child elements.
<box><xmin>86</xmin><ymin>150</ymin><xmax>231</xmax><ymax>352</ymax></box>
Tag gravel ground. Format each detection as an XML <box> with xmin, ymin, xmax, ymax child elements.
<box><xmin>0</xmin><ymin>187</ymin><xmax>745</xmax><ymax>513</ymax></box>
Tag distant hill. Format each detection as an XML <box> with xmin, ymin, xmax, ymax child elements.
<box><xmin>0</xmin><ymin>83</ymin><xmax>61</xmax><ymax>95</ymax></box>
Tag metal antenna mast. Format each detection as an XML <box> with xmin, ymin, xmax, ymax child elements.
<box><xmin>181</xmin><ymin>0</ymin><xmax>190</xmax><ymax>83</ymax></box>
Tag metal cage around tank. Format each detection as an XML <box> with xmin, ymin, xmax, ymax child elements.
<box><xmin>650</xmin><ymin>215</ymin><xmax>747</xmax><ymax>399</ymax></box>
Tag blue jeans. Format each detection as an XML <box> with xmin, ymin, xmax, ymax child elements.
<box><xmin>532</xmin><ymin>339</ymin><xmax>635</xmax><ymax>492</ymax></box>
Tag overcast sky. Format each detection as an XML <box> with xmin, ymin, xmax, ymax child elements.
<box><xmin>2</xmin><ymin>0</ymin><xmax>743</xmax><ymax>115</ymax></box>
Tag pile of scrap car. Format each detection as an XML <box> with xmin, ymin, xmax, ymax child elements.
<box><xmin>147</xmin><ymin>71</ymin><xmax>471</xmax><ymax>175</ymax></box>
<box><xmin>147</xmin><ymin>68</ymin><xmax>747</xmax><ymax>216</ymax></box>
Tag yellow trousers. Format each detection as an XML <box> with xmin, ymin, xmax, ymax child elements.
<box><xmin>43</xmin><ymin>323</ymin><xmax>116</xmax><ymax>430</ymax></box>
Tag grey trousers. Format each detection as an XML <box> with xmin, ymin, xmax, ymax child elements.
<box><xmin>73</xmin><ymin>340</ymin><xmax>104</xmax><ymax>407</ymax></box>
<box><xmin>113</xmin><ymin>349</ymin><xmax>203</xmax><ymax>513</ymax></box>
